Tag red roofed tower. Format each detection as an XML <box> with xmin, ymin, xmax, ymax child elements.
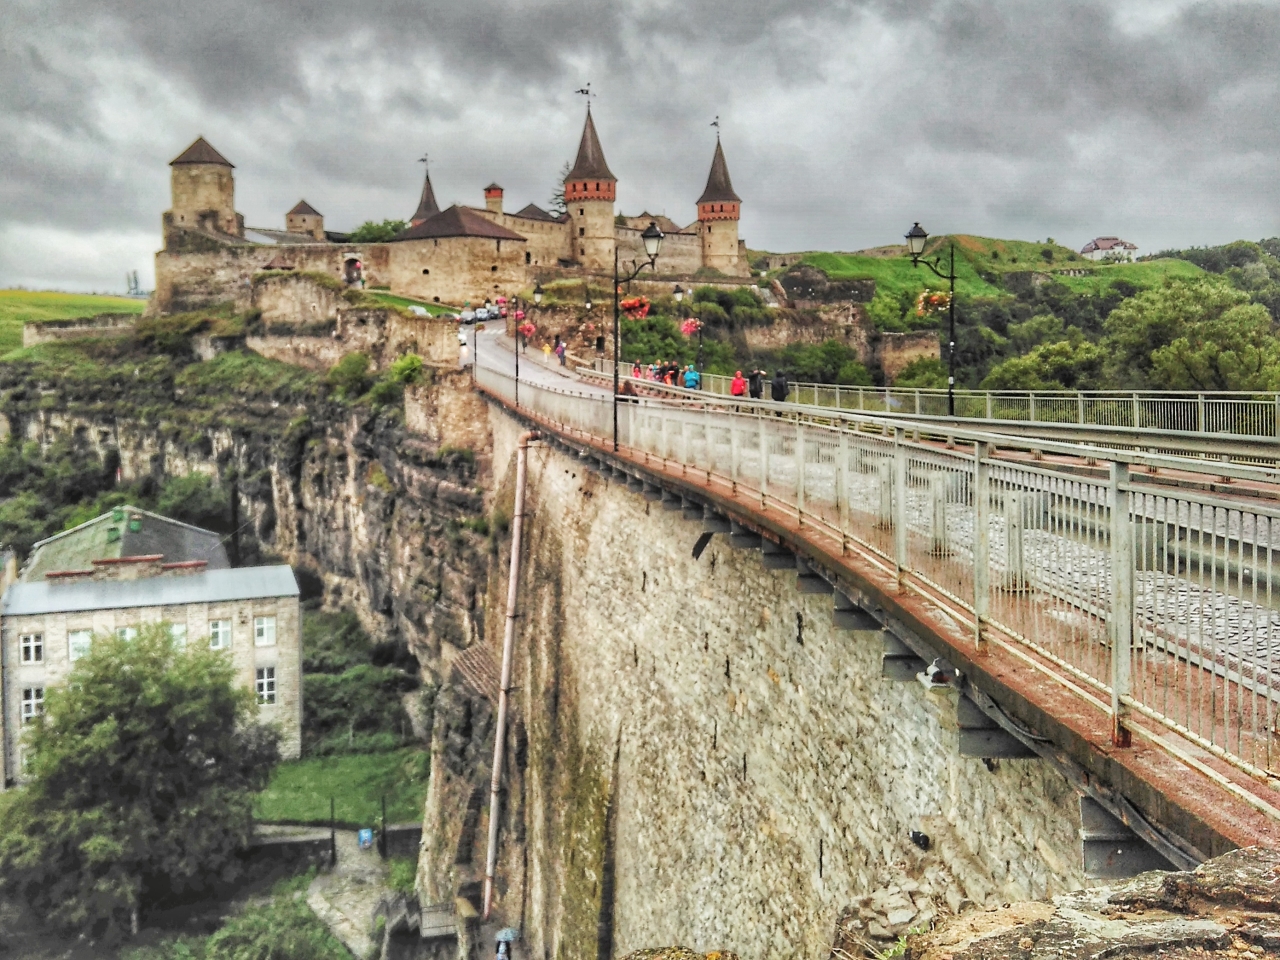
<box><xmin>697</xmin><ymin>135</ymin><xmax>742</xmax><ymax>275</ymax></box>
<box><xmin>564</xmin><ymin>106</ymin><xmax>617</xmax><ymax>270</ymax></box>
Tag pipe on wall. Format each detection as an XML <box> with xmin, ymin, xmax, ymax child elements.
<box><xmin>482</xmin><ymin>429</ymin><xmax>539</xmax><ymax>921</ymax></box>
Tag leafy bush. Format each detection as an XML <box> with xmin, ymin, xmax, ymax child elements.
<box><xmin>303</xmin><ymin>609</ymin><xmax>372</xmax><ymax>674</ymax></box>
<box><xmin>761</xmin><ymin>340</ymin><xmax>873</xmax><ymax>385</ymax></box>
<box><xmin>303</xmin><ymin>664</ymin><xmax>420</xmax><ymax>756</ymax></box>
<box><xmin>893</xmin><ymin>357</ymin><xmax>948</xmax><ymax>388</ymax></box>
<box><xmin>348</xmin><ymin>219</ymin><xmax>408</xmax><ymax>242</ymax></box>
<box><xmin>156</xmin><ymin>473</ymin><xmax>232</xmax><ymax>532</ymax></box>
<box><xmin>325</xmin><ymin>353</ymin><xmax>372</xmax><ymax>400</ymax></box>
<box><xmin>388</xmin><ymin>858</ymin><xmax>417</xmax><ymax>894</ymax></box>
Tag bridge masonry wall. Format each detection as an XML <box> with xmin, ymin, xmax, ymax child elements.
<box><xmin>425</xmin><ymin>407</ymin><xmax>1089</xmax><ymax>960</ymax></box>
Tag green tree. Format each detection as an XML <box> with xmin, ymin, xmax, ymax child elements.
<box><xmin>1150</xmin><ymin>303</ymin><xmax>1280</xmax><ymax>390</ymax></box>
<box><xmin>1101</xmin><ymin>281</ymin><xmax>1253</xmax><ymax>387</ymax></box>
<box><xmin>981</xmin><ymin>339</ymin><xmax>1105</xmax><ymax>391</ymax></box>
<box><xmin>0</xmin><ymin>625</ymin><xmax>279</xmax><ymax>938</ymax></box>
<box><xmin>155</xmin><ymin>473</ymin><xmax>231</xmax><ymax>532</ymax></box>
<box><xmin>893</xmin><ymin>357</ymin><xmax>947</xmax><ymax>388</ymax></box>
<box><xmin>347</xmin><ymin>219</ymin><xmax>407</xmax><ymax>242</ymax></box>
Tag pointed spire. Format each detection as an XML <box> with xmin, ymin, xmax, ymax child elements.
<box><xmin>697</xmin><ymin>137</ymin><xmax>740</xmax><ymax>204</ymax></box>
<box><xmin>566</xmin><ymin>106</ymin><xmax>615</xmax><ymax>182</ymax></box>
<box><xmin>411</xmin><ymin>158</ymin><xmax>440</xmax><ymax>224</ymax></box>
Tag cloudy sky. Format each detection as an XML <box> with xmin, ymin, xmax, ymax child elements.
<box><xmin>3</xmin><ymin>0</ymin><xmax>1279</xmax><ymax>293</ymax></box>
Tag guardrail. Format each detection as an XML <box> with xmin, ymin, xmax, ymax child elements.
<box><xmin>480</xmin><ymin>363</ymin><xmax>1280</xmax><ymax>817</ymax></box>
<box><xmin>594</xmin><ymin>360</ymin><xmax>1280</xmax><ymax>438</ymax></box>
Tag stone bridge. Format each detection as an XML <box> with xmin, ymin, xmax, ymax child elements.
<box><xmin>421</xmin><ymin>343</ymin><xmax>1280</xmax><ymax>960</ymax></box>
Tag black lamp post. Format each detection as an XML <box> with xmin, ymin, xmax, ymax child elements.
<box><xmin>905</xmin><ymin>222</ymin><xmax>958</xmax><ymax>416</ymax></box>
<box><xmin>613</xmin><ymin>221</ymin><xmax>664</xmax><ymax>451</ymax></box>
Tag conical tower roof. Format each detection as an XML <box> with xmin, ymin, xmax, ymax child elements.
<box><xmin>289</xmin><ymin>199</ymin><xmax>321</xmax><ymax>216</ymax></box>
<box><xmin>566</xmin><ymin>107</ymin><xmax>615</xmax><ymax>182</ymax></box>
<box><xmin>412</xmin><ymin>164</ymin><xmax>441</xmax><ymax>223</ymax></box>
<box><xmin>696</xmin><ymin>138</ymin><xmax>740</xmax><ymax>204</ymax></box>
<box><xmin>170</xmin><ymin>137</ymin><xmax>233</xmax><ymax>167</ymax></box>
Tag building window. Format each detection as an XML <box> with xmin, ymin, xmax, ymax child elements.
<box><xmin>490</xmin><ymin>265</ymin><xmax>497</xmax><ymax>272</ymax></box>
<box><xmin>422</xmin><ymin>268</ymin><xmax>429</xmax><ymax>275</ymax></box>
<box><xmin>579</xmin><ymin>208</ymin><xmax>584</xmax><ymax>216</ymax></box>
<box><xmin>579</xmin><ymin>227</ymin><xmax>585</xmax><ymax>237</ymax></box>
<box><xmin>595</xmin><ymin>182</ymin><xmax>599</xmax><ymax>190</ymax></box>
<box><xmin>115</xmin><ymin>626</ymin><xmax>138</xmax><ymax>642</ymax></box>
<box><xmin>254</xmin><ymin>616</ymin><xmax>277</xmax><ymax>647</ymax></box>
<box><xmin>169</xmin><ymin>624</ymin><xmax>188</xmax><ymax>649</ymax></box>
<box><xmin>210</xmin><ymin>619</ymin><xmax>231</xmax><ymax>650</ymax></box>
<box><xmin>68</xmin><ymin>630</ymin><xmax>92</xmax><ymax>661</ymax></box>
<box><xmin>525</xmin><ymin>251</ymin><xmax>531</xmax><ymax>264</ymax></box>
<box><xmin>256</xmin><ymin>667</ymin><xmax>276</xmax><ymax>705</ymax></box>
<box><xmin>21</xmin><ymin>688</ymin><xmax>44</xmax><ymax>723</ymax></box>
<box><xmin>20</xmin><ymin>634</ymin><xmax>42</xmax><ymax>664</ymax></box>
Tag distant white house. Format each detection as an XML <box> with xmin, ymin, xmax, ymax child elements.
<box><xmin>1080</xmin><ymin>237</ymin><xmax>1138</xmax><ymax>262</ymax></box>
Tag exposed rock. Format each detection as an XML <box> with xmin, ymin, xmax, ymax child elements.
<box><xmin>619</xmin><ymin>949</ymin><xmax>740</xmax><ymax>960</ymax></box>
<box><xmin>908</xmin><ymin>847</ymin><xmax>1280</xmax><ymax>960</ymax></box>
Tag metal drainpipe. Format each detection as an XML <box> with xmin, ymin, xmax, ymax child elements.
<box><xmin>482</xmin><ymin>429</ymin><xmax>539</xmax><ymax>920</ymax></box>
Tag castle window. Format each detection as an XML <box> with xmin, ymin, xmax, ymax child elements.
<box><xmin>525</xmin><ymin>251</ymin><xmax>531</xmax><ymax>264</ymax></box>
<box><xmin>595</xmin><ymin>182</ymin><xmax>599</xmax><ymax>190</ymax></box>
<box><xmin>422</xmin><ymin>268</ymin><xmax>430</xmax><ymax>275</ymax></box>
<box><xmin>491</xmin><ymin>265</ymin><xmax>498</xmax><ymax>272</ymax></box>
<box><xmin>579</xmin><ymin>227</ymin><xmax>585</xmax><ymax>237</ymax></box>
<box><xmin>579</xmin><ymin>209</ymin><xmax>584</xmax><ymax>216</ymax></box>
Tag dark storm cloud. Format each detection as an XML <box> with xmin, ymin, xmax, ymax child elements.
<box><xmin>2</xmin><ymin>0</ymin><xmax>1279</xmax><ymax>291</ymax></box>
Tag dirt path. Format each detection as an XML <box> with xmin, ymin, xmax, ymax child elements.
<box><xmin>307</xmin><ymin>829</ymin><xmax>392</xmax><ymax>959</ymax></box>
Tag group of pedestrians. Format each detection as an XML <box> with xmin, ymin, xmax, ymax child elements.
<box><xmin>631</xmin><ymin>361</ymin><xmax>701</xmax><ymax>390</ymax></box>
<box><xmin>729</xmin><ymin>367</ymin><xmax>789</xmax><ymax>402</ymax></box>
<box><xmin>540</xmin><ymin>338</ymin><xmax>568</xmax><ymax>366</ymax></box>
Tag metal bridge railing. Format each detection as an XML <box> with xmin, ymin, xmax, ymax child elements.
<box><xmin>481</xmin><ymin>363</ymin><xmax>1280</xmax><ymax>816</ymax></box>
<box><xmin>594</xmin><ymin>359</ymin><xmax>1280</xmax><ymax>438</ymax></box>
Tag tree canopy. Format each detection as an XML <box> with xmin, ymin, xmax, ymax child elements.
<box><xmin>347</xmin><ymin>219</ymin><xmax>406</xmax><ymax>242</ymax></box>
<box><xmin>0</xmin><ymin>625</ymin><xmax>279</xmax><ymax>939</ymax></box>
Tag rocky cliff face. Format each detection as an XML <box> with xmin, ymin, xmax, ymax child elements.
<box><xmin>4</xmin><ymin>371</ymin><xmax>494</xmax><ymax>673</ymax></box>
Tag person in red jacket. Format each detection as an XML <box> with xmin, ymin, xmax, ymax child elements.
<box><xmin>730</xmin><ymin>370</ymin><xmax>747</xmax><ymax>396</ymax></box>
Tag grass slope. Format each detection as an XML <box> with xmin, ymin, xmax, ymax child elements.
<box><xmin>254</xmin><ymin>747</ymin><xmax>429</xmax><ymax>826</ymax></box>
<box><xmin>367</xmin><ymin>291</ymin><xmax>454</xmax><ymax>315</ymax></box>
<box><xmin>799</xmin><ymin>236</ymin><xmax>1205</xmax><ymax>301</ymax></box>
<box><xmin>0</xmin><ymin>290</ymin><xmax>146</xmax><ymax>353</ymax></box>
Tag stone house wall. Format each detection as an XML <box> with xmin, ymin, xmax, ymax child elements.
<box><xmin>1</xmin><ymin>591</ymin><xmax>302</xmax><ymax>780</ymax></box>
<box><xmin>879</xmin><ymin>331</ymin><xmax>941</xmax><ymax>381</ymax></box>
<box><xmin>23</xmin><ymin>314</ymin><xmax>139</xmax><ymax>347</ymax></box>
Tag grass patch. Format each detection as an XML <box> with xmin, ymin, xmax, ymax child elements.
<box><xmin>387</xmin><ymin>858</ymin><xmax>416</xmax><ymax>894</ymax></box>
<box><xmin>367</xmin><ymin>292</ymin><xmax>454</xmax><ymax>315</ymax></box>
<box><xmin>1049</xmin><ymin>257</ymin><xmax>1205</xmax><ymax>293</ymax></box>
<box><xmin>0</xmin><ymin>289</ymin><xmax>145</xmax><ymax>353</ymax></box>
<box><xmin>254</xmin><ymin>747</ymin><xmax>429</xmax><ymax>826</ymax></box>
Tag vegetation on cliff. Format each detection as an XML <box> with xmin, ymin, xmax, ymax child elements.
<box><xmin>0</xmin><ymin>625</ymin><xmax>280</xmax><ymax>939</ymax></box>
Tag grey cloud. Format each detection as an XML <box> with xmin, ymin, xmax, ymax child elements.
<box><xmin>3</xmin><ymin>0</ymin><xmax>1280</xmax><ymax>292</ymax></box>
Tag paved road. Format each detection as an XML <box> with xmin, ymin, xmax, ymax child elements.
<box><xmin>471</xmin><ymin>326</ymin><xmax>610</xmax><ymax>394</ymax></box>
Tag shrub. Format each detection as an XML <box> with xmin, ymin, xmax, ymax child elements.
<box><xmin>348</xmin><ymin>219</ymin><xmax>408</xmax><ymax>243</ymax></box>
<box><xmin>303</xmin><ymin>664</ymin><xmax>420</xmax><ymax>756</ymax></box>
<box><xmin>326</xmin><ymin>353</ymin><xmax>372</xmax><ymax>400</ymax></box>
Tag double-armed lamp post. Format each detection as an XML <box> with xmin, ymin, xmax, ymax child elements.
<box><xmin>905</xmin><ymin>222</ymin><xmax>958</xmax><ymax>417</ymax></box>
<box><xmin>612</xmin><ymin>221</ymin><xmax>664</xmax><ymax>451</ymax></box>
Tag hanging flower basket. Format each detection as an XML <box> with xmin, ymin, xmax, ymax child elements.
<box><xmin>620</xmin><ymin>296</ymin><xmax>650</xmax><ymax>319</ymax></box>
<box><xmin>680</xmin><ymin>318</ymin><xmax>703</xmax><ymax>336</ymax></box>
<box><xmin>517</xmin><ymin>322</ymin><xmax>537</xmax><ymax>338</ymax></box>
<box><xmin>514</xmin><ymin>310</ymin><xmax>525</xmax><ymax>321</ymax></box>
<box><xmin>915</xmin><ymin>290</ymin><xmax>951</xmax><ymax>316</ymax></box>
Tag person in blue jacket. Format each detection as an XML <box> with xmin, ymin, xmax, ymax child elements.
<box><xmin>683</xmin><ymin>366</ymin><xmax>701</xmax><ymax>390</ymax></box>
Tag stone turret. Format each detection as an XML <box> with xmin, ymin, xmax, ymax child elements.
<box><xmin>697</xmin><ymin>137</ymin><xmax>742</xmax><ymax>274</ymax></box>
<box><xmin>165</xmin><ymin>137</ymin><xmax>242</xmax><ymax>238</ymax></box>
<box><xmin>564</xmin><ymin>106</ymin><xmax>617</xmax><ymax>270</ymax></box>
<box><xmin>286</xmin><ymin>200</ymin><xmax>324</xmax><ymax>240</ymax></box>
<box><xmin>411</xmin><ymin>163</ymin><xmax>441</xmax><ymax>227</ymax></box>
<box><xmin>484</xmin><ymin>183</ymin><xmax>504</xmax><ymax>216</ymax></box>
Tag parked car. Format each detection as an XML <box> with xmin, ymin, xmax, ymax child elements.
<box><xmin>460</xmin><ymin>309</ymin><xmax>476</xmax><ymax>323</ymax></box>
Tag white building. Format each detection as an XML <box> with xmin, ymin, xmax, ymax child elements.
<box><xmin>1080</xmin><ymin>237</ymin><xmax>1138</xmax><ymax>261</ymax></box>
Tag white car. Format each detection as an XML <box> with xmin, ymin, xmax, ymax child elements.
<box><xmin>460</xmin><ymin>309</ymin><xmax>476</xmax><ymax>323</ymax></box>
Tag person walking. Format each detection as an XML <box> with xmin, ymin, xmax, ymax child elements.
<box><xmin>542</xmin><ymin>342</ymin><xmax>552</xmax><ymax>362</ymax></box>
<box><xmin>771</xmin><ymin>369</ymin><xmax>790</xmax><ymax>402</ymax></box>
<box><xmin>683</xmin><ymin>365</ymin><xmax>701</xmax><ymax>390</ymax></box>
<box><xmin>730</xmin><ymin>370</ymin><xmax>747</xmax><ymax>397</ymax></box>
<box><xmin>748</xmin><ymin>367</ymin><xmax>766</xmax><ymax>400</ymax></box>
<box><xmin>555</xmin><ymin>341</ymin><xmax>566</xmax><ymax>366</ymax></box>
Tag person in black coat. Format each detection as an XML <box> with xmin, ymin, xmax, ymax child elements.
<box><xmin>748</xmin><ymin>368</ymin><xmax>766</xmax><ymax>400</ymax></box>
<box><xmin>771</xmin><ymin>370</ymin><xmax>790</xmax><ymax>402</ymax></box>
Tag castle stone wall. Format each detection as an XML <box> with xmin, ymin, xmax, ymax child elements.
<box><xmin>615</xmin><ymin>226</ymin><xmax>704</xmax><ymax>277</ymax></box>
<box><xmin>423</xmin><ymin>410</ymin><xmax>1089</xmax><ymax>960</ymax></box>
<box><xmin>473</xmin><ymin>208</ymin><xmax>572</xmax><ymax>267</ymax></box>
<box><xmin>169</xmin><ymin>164</ymin><xmax>238</xmax><ymax>236</ymax></box>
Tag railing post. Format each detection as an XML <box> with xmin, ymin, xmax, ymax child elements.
<box><xmin>1109</xmin><ymin>461</ymin><xmax>1133</xmax><ymax>748</ymax></box>
<box><xmin>858</xmin><ymin>387</ymin><xmax>865</xmax><ymax>412</ymax></box>
<box><xmin>1273</xmin><ymin>394</ymin><xmax>1280</xmax><ymax>438</ymax></box>
<box><xmin>1078</xmin><ymin>393</ymin><xmax>1085</xmax><ymax>425</ymax></box>
<box><xmin>973</xmin><ymin>442</ymin><xmax>990</xmax><ymax>647</ymax></box>
<box><xmin>1132</xmin><ymin>393</ymin><xmax>1140</xmax><ymax>429</ymax></box>
<box><xmin>986</xmin><ymin>393</ymin><xmax>993</xmax><ymax>420</ymax></box>
<box><xmin>796</xmin><ymin>421</ymin><xmax>806</xmax><ymax>525</ymax></box>
<box><xmin>730</xmin><ymin>411</ymin><xmax>740</xmax><ymax>490</ymax></box>
<box><xmin>914</xmin><ymin>390</ymin><xmax>921</xmax><ymax>416</ymax></box>
<box><xmin>893</xmin><ymin>427</ymin><xmax>908</xmax><ymax>589</ymax></box>
<box><xmin>759</xmin><ymin>414</ymin><xmax>769</xmax><ymax>507</ymax></box>
<box><xmin>1029</xmin><ymin>392</ymin><xmax>1036</xmax><ymax>423</ymax></box>
<box><xmin>837</xmin><ymin>428</ymin><xmax>849</xmax><ymax>551</ymax></box>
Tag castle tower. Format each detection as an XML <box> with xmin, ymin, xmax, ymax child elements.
<box><xmin>696</xmin><ymin>136</ymin><xmax>742</xmax><ymax>274</ymax></box>
<box><xmin>410</xmin><ymin>162</ymin><xmax>441</xmax><ymax>227</ymax></box>
<box><xmin>286</xmin><ymin>200</ymin><xmax>324</xmax><ymax>240</ymax></box>
<box><xmin>564</xmin><ymin>106</ymin><xmax>616</xmax><ymax>270</ymax></box>
<box><xmin>484</xmin><ymin>183</ymin><xmax>504</xmax><ymax>216</ymax></box>
<box><xmin>166</xmin><ymin>137</ymin><xmax>241</xmax><ymax>237</ymax></box>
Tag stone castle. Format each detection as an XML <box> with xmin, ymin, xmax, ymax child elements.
<box><xmin>154</xmin><ymin>107</ymin><xmax>749</xmax><ymax>313</ymax></box>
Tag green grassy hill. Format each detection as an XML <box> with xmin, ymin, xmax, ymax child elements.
<box><xmin>0</xmin><ymin>290</ymin><xmax>147</xmax><ymax>353</ymax></box>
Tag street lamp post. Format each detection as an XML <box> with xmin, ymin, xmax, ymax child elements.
<box><xmin>613</xmin><ymin>221</ymin><xmax>665</xmax><ymax>451</ymax></box>
<box><xmin>905</xmin><ymin>222</ymin><xmax>958</xmax><ymax>416</ymax></box>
